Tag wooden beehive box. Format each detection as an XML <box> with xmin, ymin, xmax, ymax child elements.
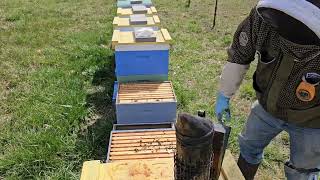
<box><xmin>113</xmin><ymin>15</ymin><xmax>160</xmax><ymax>31</ymax></box>
<box><xmin>117</xmin><ymin>0</ymin><xmax>153</xmax><ymax>8</ymax></box>
<box><xmin>80</xmin><ymin>159</ymin><xmax>174</xmax><ymax>180</ymax></box>
<box><xmin>107</xmin><ymin>123</ymin><xmax>176</xmax><ymax>162</ymax></box>
<box><xmin>112</xmin><ymin>29</ymin><xmax>171</xmax><ymax>82</ymax></box>
<box><xmin>115</xmin><ymin>82</ymin><xmax>177</xmax><ymax>124</ymax></box>
<box><xmin>117</xmin><ymin>6</ymin><xmax>157</xmax><ymax>17</ymax></box>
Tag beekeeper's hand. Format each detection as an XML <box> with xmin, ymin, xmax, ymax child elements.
<box><xmin>215</xmin><ymin>92</ymin><xmax>231</xmax><ymax>121</ymax></box>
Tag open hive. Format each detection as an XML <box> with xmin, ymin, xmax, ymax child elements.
<box><xmin>117</xmin><ymin>81</ymin><xmax>175</xmax><ymax>103</ymax></box>
<box><xmin>82</xmin><ymin>121</ymin><xmax>245</xmax><ymax>180</ymax></box>
<box><xmin>107</xmin><ymin>125</ymin><xmax>176</xmax><ymax>162</ymax></box>
<box><xmin>115</xmin><ymin>82</ymin><xmax>177</xmax><ymax>124</ymax></box>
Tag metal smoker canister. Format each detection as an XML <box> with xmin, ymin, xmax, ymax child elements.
<box><xmin>174</xmin><ymin>113</ymin><xmax>215</xmax><ymax>180</ymax></box>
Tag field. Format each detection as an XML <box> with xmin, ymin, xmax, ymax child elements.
<box><xmin>0</xmin><ymin>0</ymin><xmax>289</xmax><ymax>179</ymax></box>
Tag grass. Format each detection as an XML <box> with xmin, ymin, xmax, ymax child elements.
<box><xmin>0</xmin><ymin>0</ymin><xmax>291</xmax><ymax>179</ymax></box>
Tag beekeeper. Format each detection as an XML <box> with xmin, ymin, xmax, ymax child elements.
<box><xmin>215</xmin><ymin>0</ymin><xmax>320</xmax><ymax>179</ymax></box>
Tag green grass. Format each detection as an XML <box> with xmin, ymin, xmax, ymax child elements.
<box><xmin>0</xmin><ymin>0</ymin><xmax>290</xmax><ymax>179</ymax></box>
<box><xmin>0</xmin><ymin>0</ymin><xmax>116</xmax><ymax>179</ymax></box>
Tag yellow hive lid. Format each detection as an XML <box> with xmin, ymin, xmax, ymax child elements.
<box><xmin>117</xmin><ymin>6</ymin><xmax>157</xmax><ymax>16</ymax></box>
<box><xmin>80</xmin><ymin>158</ymin><xmax>174</xmax><ymax>180</ymax></box>
<box><xmin>111</xmin><ymin>28</ymin><xmax>172</xmax><ymax>49</ymax></box>
<box><xmin>113</xmin><ymin>15</ymin><xmax>160</xmax><ymax>28</ymax></box>
<box><xmin>117</xmin><ymin>82</ymin><xmax>176</xmax><ymax>104</ymax></box>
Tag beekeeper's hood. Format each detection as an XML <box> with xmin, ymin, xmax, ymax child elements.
<box><xmin>256</xmin><ymin>0</ymin><xmax>320</xmax><ymax>45</ymax></box>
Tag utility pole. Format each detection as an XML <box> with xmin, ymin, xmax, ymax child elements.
<box><xmin>212</xmin><ymin>0</ymin><xmax>218</xmax><ymax>29</ymax></box>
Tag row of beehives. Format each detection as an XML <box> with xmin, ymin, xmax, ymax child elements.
<box><xmin>112</xmin><ymin>0</ymin><xmax>177</xmax><ymax>125</ymax></box>
<box><xmin>80</xmin><ymin>2</ymin><xmax>178</xmax><ymax>179</ymax></box>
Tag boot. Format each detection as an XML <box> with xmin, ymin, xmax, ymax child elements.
<box><xmin>237</xmin><ymin>155</ymin><xmax>260</xmax><ymax>180</ymax></box>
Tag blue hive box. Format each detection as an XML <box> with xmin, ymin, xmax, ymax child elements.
<box><xmin>117</xmin><ymin>0</ymin><xmax>152</xmax><ymax>8</ymax></box>
<box><xmin>115</xmin><ymin>82</ymin><xmax>177</xmax><ymax>124</ymax></box>
<box><xmin>112</xmin><ymin>28</ymin><xmax>172</xmax><ymax>82</ymax></box>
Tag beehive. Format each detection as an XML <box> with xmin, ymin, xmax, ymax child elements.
<box><xmin>113</xmin><ymin>15</ymin><xmax>160</xmax><ymax>31</ymax></box>
<box><xmin>107</xmin><ymin>123</ymin><xmax>176</xmax><ymax>162</ymax></box>
<box><xmin>117</xmin><ymin>0</ymin><xmax>153</xmax><ymax>8</ymax></box>
<box><xmin>112</xmin><ymin>29</ymin><xmax>171</xmax><ymax>82</ymax></box>
<box><xmin>117</xmin><ymin>6</ymin><xmax>157</xmax><ymax>17</ymax></box>
<box><xmin>115</xmin><ymin>82</ymin><xmax>177</xmax><ymax>124</ymax></box>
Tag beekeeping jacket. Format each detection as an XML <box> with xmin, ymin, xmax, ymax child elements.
<box><xmin>219</xmin><ymin>0</ymin><xmax>320</xmax><ymax>128</ymax></box>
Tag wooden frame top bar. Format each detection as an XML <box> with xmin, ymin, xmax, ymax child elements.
<box><xmin>109</xmin><ymin>129</ymin><xmax>176</xmax><ymax>162</ymax></box>
<box><xmin>117</xmin><ymin>82</ymin><xmax>176</xmax><ymax>104</ymax></box>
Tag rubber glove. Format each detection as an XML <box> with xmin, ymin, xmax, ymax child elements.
<box><xmin>215</xmin><ymin>92</ymin><xmax>231</xmax><ymax>121</ymax></box>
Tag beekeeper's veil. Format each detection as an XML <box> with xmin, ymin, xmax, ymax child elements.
<box><xmin>256</xmin><ymin>0</ymin><xmax>320</xmax><ymax>45</ymax></box>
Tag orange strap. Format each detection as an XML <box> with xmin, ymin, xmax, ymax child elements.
<box><xmin>296</xmin><ymin>81</ymin><xmax>316</xmax><ymax>102</ymax></box>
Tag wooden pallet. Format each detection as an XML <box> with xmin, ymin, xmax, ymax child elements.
<box><xmin>117</xmin><ymin>82</ymin><xmax>176</xmax><ymax>104</ymax></box>
<box><xmin>108</xmin><ymin>129</ymin><xmax>176</xmax><ymax>162</ymax></box>
<box><xmin>218</xmin><ymin>150</ymin><xmax>245</xmax><ymax>180</ymax></box>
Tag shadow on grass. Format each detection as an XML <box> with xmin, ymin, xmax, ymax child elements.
<box><xmin>76</xmin><ymin>54</ymin><xmax>116</xmax><ymax>162</ymax></box>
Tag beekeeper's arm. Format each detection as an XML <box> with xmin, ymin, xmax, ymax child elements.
<box><xmin>215</xmin><ymin>8</ymin><xmax>261</xmax><ymax>120</ymax></box>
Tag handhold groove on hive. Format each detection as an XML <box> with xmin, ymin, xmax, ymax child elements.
<box><xmin>111</xmin><ymin>141</ymin><xmax>176</xmax><ymax>148</ymax></box>
<box><xmin>112</xmin><ymin>130</ymin><xmax>175</xmax><ymax>136</ymax></box>
<box><xmin>109</xmin><ymin>154</ymin><xmax>174</xmax><ymax>161</ymax></box>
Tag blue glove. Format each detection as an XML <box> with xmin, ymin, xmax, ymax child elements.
<box><xmin>215</xmin><ymin>92</ymin><xmax>231</xmax><ymax>121</ymax></box>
